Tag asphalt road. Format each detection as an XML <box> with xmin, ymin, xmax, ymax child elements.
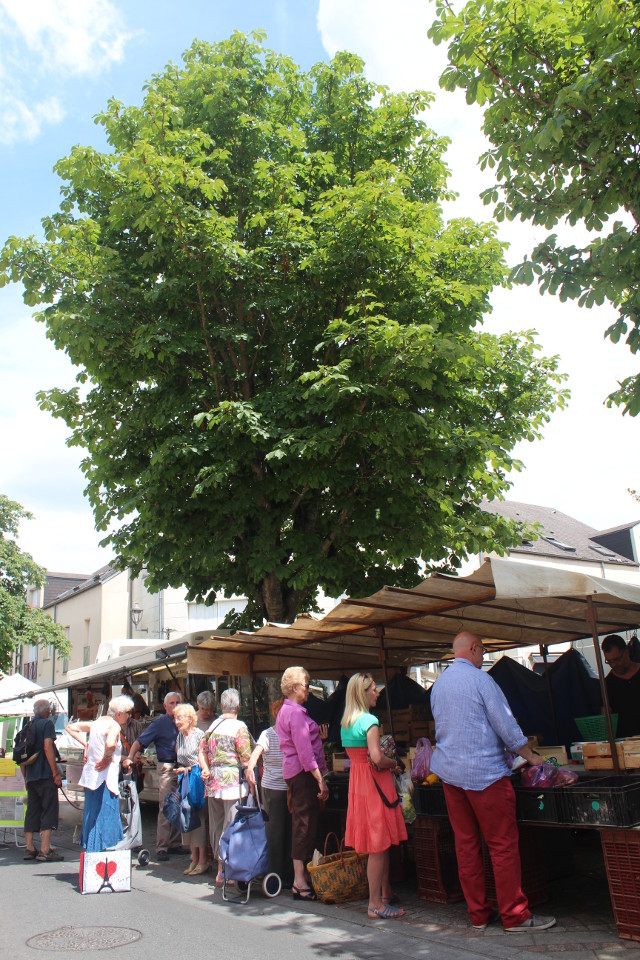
<box><xmin>2</xmin><ymin>798</ymin><xmax>639</xmax><ymax>960</ymax></box>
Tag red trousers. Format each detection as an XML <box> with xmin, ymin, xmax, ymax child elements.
<box><xmin>443</xmin><ymin>777</ymin><xmax>530</xmax><ymax>929</ymax></box>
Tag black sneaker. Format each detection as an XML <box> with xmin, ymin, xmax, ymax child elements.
<box><xmin>156</xmin><ymin>850</ymin><xmax>170</xmax><ymax>862</ymax></box>
<box><xmin>506</xmin><ymin>915</ymin><xmax>556</xmax><ymax>932</ymax></box>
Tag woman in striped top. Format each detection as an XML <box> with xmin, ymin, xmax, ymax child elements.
<box><xmin>174</xmin><ymin>704</ymin><xmax>207</xmax><ymax>875</ymax></box>
<box><xmin>246</xmin><ymin>699</ymin><xmax>294</xmax><ymax>887</ymax></box>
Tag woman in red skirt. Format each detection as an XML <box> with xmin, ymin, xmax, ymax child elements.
<box><xmin>341</xmin><ymin>673</ymin><xmax>407</xmax><ymax>919</ymax></box>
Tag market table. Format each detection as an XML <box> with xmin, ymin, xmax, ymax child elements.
<box><xmin>413</xmin><ymin>772</ymin><xmax>640</xmax><ymax>942</ymax></box>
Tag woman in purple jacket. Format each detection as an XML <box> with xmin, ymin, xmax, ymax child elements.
<box><xmin>276</xmin><ymin>666</ymin><xmax>329</xmax><ymax>900</ymax></box>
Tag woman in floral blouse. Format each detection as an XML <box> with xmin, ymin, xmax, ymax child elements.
<box><xmin>199</xmin><ymin>687</ymin><xmax>253</xmax><ymax>886</ymax></box>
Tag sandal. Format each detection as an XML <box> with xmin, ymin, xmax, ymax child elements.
<box><xmin>292</xmin><ymin>886</ymin><xmax>317</xmax><ymax>901</ymax></box>
<box><xmin>368</xmin><ymin>904</ymin><xmax>404</xmax><ymax>920</ymax></box>
<box><xmin>23</xmin><ymin>848</ymin><xmax>38</xmax><ymax>860</ymax></box>
<box><xmin>382</xmin><ymin>893</ymin><xmax>400</xmax><ymax>905</ymax></box>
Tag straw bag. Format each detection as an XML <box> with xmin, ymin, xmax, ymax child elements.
<box><xmin>307</xmin><ymin>833</ymin><xmax>369</xmax><ymax>904</ymax></box>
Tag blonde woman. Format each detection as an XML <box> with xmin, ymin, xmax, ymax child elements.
<box><xmin>276</xmin><ymin>666</ymin><xmax>328</xmax><ymax>900</ymax></box>
<box><xmin>65</xmin><ymin>695</ymin><xmax>134</xmax><ymax>852</ymax></box>
<box><xmin>174</xmin><ymin>704</ymin><xmax>207</xmax><ymax>875</ymax></box>
<box><xmin>341</xmin><ymin>673</ymin><xmax>407</xmax><ymax>920</ymax></box>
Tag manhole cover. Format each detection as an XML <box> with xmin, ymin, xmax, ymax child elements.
<box><xmin>27</xmin><ymin>926</ymin><xmax>142</xmax><ymax>951</ymax></box>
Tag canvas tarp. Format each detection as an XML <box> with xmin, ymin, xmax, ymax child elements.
<box><xmin>185</xmin><ymin>557</ymin><xmax>640</xmax><ymax>675</ymax></box>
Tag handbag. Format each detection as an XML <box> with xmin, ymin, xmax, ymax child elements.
<box><xmin>79</xmin><ymin>849</ymin><xmax>131</xmax><ymax>894</ymax></box>
<box><xmin>164</xmin><ymin>773</ymin><xmax>201</xmax><ymax>833</ymax></box>
<box><xmin>188</xmin><ymin>764</ymin><xmax>205</xmax><ymax>810</ymax></box>
<box><xmin>307</xmin><ymin>833</ymin><xmax>368</xmax><ymax>904</ymax></box>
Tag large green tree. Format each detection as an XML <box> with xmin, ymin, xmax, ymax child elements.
<box><xmin>430</xmin><ymin>0</ymin><xmax>640</xmax><ymax>413</ymax></box>
<box><xmin>0</xmin><ymin>496</ymin><xmax>71</xmax><ymax>672</ymax></box>
<box><xmin>0</xmin><ymin>33</ymin><xmax>566</xmax><ymax>625</ymax></box>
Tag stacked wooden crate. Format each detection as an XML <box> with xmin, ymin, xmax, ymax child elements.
<box><xmin>583</xmin><ymin>738</ymin><xmax>640</xmax><ymax>771</ymax></box>
<box><xmin>378</xmin><ymin>704</ymin><xmax>432</xmax><ymax>745</ymax></box>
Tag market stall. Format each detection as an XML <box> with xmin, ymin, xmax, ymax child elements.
<box><xmin>189</xmin><ymin>557</ymin><xmax>640</xmax><ymax>941</ymax></box>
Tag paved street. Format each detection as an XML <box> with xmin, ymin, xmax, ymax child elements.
<box><xmin>2</xmin><ymin>798</ymin><xmax>640</xmax><ymax>960</ymax></box>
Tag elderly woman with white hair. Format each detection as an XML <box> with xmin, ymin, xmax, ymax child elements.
<box><xmin>276</xmin><ymin>666</ymin><xmax>329</xmax><ymax>900</ymax></box>
<box><xmin>195</xmin><ymin>690</ymin><xmax>216</xmax><ymax>732</ymax></box>
<box><xmin>199</xmin><ymin>688</ymin><xmax>253</xmax><ymax>886</ymax></box>
<box><xmin>66</xmin><ymin>695</ymin><xmax>134</xmax><ymax>852</ymax></box>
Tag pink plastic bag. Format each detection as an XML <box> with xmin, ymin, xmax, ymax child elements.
<box><xmin>411</xmin><ymin>738</ymin><xmax>432</xmax><ymax>783</ymax></box>
<box><xmin>520</xmin><ymin>762</ymin><xmax>578</xmax><ymax>788</ymax></box>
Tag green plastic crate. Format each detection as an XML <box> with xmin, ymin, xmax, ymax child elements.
<box><xmin>575</xmin><ymin>714</ymin><xmax>618</xmax><ymax>741</ymax></box>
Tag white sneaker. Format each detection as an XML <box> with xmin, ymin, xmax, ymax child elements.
<box><xmin>506</xmin><ymin>915</ymin><xmax>556</xmax><ymax>932</ymax></box>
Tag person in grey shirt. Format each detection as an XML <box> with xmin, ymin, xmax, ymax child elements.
<box><xmin>430</xmin><ymin>631</ymin><xmax>555</xmax><ymax>933</ymax></box>
<box><xmin>23</xmin><ymin>700</ymin><xmax>63</xmax><ymax>862</ymax></box>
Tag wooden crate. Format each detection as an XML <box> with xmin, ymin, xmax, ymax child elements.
<box><xmin>623</xmin><ymin>738</ymin><xmax>640</xmax><ymax>769</ymax></box>
<box><xmin>583</xmin><ymin>741</ymin><xmax>626</xmax><ymax>771</ymax></box>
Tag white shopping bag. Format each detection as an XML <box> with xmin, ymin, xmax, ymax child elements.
<box><xmin>79</xmin><ymin>849</ymin><xmax>131</xmax><ymax>894</ymax></box>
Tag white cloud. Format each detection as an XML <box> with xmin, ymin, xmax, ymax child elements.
<box><xmin>0</xmin><ymin>0</ymin><xmax>131</xmax><ymax>75</ymax></box>
<box><xmin>0</xmin><ymin>93</ymin><xmax>64</xmax><ymax>145</ymax></box>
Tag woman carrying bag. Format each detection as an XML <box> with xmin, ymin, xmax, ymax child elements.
<box><xmin>174</xmin><ymin>703</ymin><xmax>208</xmax><ymax>875</ymax></box>
<box><xmin>341</xmin><ymin>673</ymin><xmax>407</xmax><ymax>920</ymax></box>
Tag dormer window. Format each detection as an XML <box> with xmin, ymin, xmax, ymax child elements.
<box><xmin>542</xmin><ymin>536</ymin><xmax>576</xmax><ymax>552</ymax></box>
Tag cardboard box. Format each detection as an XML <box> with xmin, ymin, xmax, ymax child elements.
<box><xmin>331</xmin><ymin>753</ymin><xmax>348</xmax><ymax>773</ymax></box>
<box><xmin>539</xmin><ymin>746</ymin><xmax>569</xmax><ymax>765</ymax></box>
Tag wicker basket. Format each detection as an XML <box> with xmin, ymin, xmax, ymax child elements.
<box><xmin>307</xmin><ymin>833</ymin><xmax>369</xmax><ymax>904</ymax></box>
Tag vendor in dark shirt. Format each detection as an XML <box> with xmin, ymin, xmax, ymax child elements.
<box><xmin>124</xmin><ymin>692</ymin><xmax>182</xmax><ymax>861</ymax></box>
<box><xmin>602</xmin><ymin>634</ymin><xmax>640</xmax><ymax>738</ymax></box>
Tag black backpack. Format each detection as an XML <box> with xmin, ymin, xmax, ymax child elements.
<box><xmin>13</xmin><ymin>718</ymin><xmax>40</xmax><ymax>766</ymax></box>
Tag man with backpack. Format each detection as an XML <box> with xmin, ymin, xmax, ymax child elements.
<box><xmin>23</xmin><ymin>700</ymin><xmax>64</xmax><ymax>862</ymax></box>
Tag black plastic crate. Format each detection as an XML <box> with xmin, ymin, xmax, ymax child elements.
<box><xmin>324</xmin><ymin>774</ymin><xmax>349</xmax><ymax>811</ymax></box>
<box><xmin>414</xmin><ymin>784</ymin><xmax>448</xmax><ymax>817</ymax></box>
<box><xmin>559</xmin><ymin>776</ymin><xmax>640</xmax><ymax>827</ymax></box>
<box><xmin>514</xmin><ymin>784</ymin><xmax>561</xmax><ymax>823</ymax></box>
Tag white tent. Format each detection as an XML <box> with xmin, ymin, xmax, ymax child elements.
<box><xmin>0</xmin><ymin>673</ymin><xmax>65</xmax><ymax>717</ymax></box>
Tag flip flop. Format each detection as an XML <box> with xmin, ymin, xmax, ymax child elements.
<box><xmin>368</xmin><ymin>904</ymin><xmax>404</xmax><ymax>920</ymax></box>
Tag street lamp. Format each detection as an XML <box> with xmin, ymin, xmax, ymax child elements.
<box><xmin>131</xmin><ymin>602</ymin><xmax>147</xmax><ymax>631</ymax></box>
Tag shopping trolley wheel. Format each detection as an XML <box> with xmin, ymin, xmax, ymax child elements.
<box><xmin>237</xmin><ymin>880</ymin><xmax>249</xmax><ymax>892</ymax></box>
<box><xmin>138</xmin><ymin>849</ymin><xmax>150</xmax><ymax>866</ymax></box>
<box><xmin>262</xmin><ymin>873</ymin><xmax>282</xmax><ymax>898</ymax></box>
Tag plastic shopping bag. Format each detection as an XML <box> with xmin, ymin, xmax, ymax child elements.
<box><xmin>411</xmin><ymin>738</ymin><xmax>432</xmax><ymax>783</ymax></box>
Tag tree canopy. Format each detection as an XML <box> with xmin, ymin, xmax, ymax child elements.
<box><xmin>0</xmin><ymin>495</ymin><xmax>71</xmax><ymax>672</ymax></box>
<box><xmin>429</xmin><ymin>0</ymin><xmax>640</xmax><ymax>413</ymax></box>
<box><xmin>0</xmin><ymin>32</ymin><xmax>566</xmax><ymax>625</ymax></box>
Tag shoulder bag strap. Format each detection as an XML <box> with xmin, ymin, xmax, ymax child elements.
<box><xmin>369</xmin><ymin>766</ymin><xmax>401</xmax><ymax>809</ymax></box>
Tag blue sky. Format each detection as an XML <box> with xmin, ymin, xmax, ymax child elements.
<box><xmin>1</xmin><ymin>0</ymin><xmax>638</xmax><ymax>574</ymax></box>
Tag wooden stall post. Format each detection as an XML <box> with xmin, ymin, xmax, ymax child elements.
<box><xmin>249</xmin><ymin>655</ymin><xmax>257</xmax><ymax>737</ymax></box>
<box><xmin>376</xmin><ymin>626</ymin><xmax>395</xmax><ymax>740</ymax></box>
<box><xmin>586</xmin><ymin>597</ymin><xmax>621</xmax><ymax>776</ymax></box>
